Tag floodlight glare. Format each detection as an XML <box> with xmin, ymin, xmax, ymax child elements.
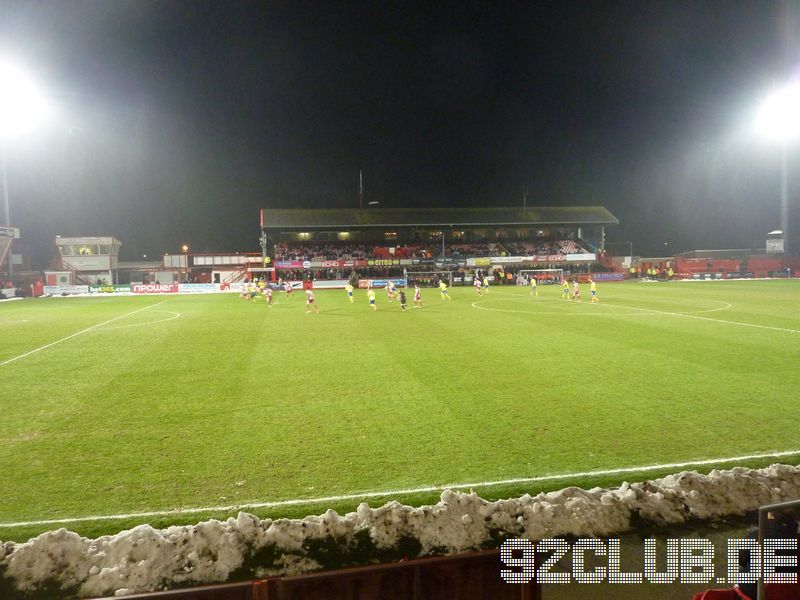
<box><xmin>755</xmin><ymin>83</ymin><xmax>800</xmax><ymax>141</ymax></box>
<box><xmin>0</xmin><ymin>59</ymin><xmax>49</xmax><ymax>137</ymax></box>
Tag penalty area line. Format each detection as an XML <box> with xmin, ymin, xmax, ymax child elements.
<box><xmin>0</xmin><ymin>301</ymin><xmax>167</xmax><ymax>367</ymax></box>
<box><xmin>2</xmin><ymin>448</ymin><xmax>800</xmax><ymax>529</ymax></box>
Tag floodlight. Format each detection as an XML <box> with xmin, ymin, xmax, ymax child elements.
<box><xmin>0</xmin><ymin>59</ymin><xmax>49</xmax><ymax>137</ymax></box>
<box><xmin>755</xmin><ymin>83</ymin><xmax>800</xmax><ymax>141</ymax></box>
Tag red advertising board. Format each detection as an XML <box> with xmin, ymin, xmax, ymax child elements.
<box><xmin>132</xmin><ymin>283</ymin><xmax>179</xmax><ymax>294</ymax></box>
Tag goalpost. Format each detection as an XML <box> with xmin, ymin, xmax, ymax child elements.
<box><xmin>405</xmin><ymin>271</ymin><xmax>453</xmax><ymax>287</ymax></box>
<box><xmin>519</xmin><ymin>268</ymin><xmax>563</xmax><ymax>285</ymax></box>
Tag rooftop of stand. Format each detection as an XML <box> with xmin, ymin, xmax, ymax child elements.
<box><xmin>261</xmin><ymin>206</ymin><xmax>619</xmax><ymax>229</ymax></box>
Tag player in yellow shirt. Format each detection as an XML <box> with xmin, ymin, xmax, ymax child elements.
<box><xmin>529</xmin><ymin>276</ymin><xmax>538</xmax><ymax>297</ymax></box>
<box><xmin>345</xmin><ymin>283</ymin><xmax>354</xmax><ymax>303</ymax></box>
<box><xmin>589</xmin><ymin>277</ymin><xmax>599</xmax><ymax>303</ymax></box>
<box><xmin>367</xmin><ymin>288</ymin><xmax>377</xmax><ymax>311</ymax></box>
<box><xmin>561</xmin><ymin>279</ymin><xmax>570</xmax><ymax>300</ymax></box>
<box><xmin>439</xmin><ymin>279</ymin><xmax>451</xmax><ymax>301</ymax></box>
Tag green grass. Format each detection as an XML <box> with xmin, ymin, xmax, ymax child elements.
<box><xmin>0</xmin><ymin>280</ymin><xmax>798</xmax><ymax>542</ymax></box>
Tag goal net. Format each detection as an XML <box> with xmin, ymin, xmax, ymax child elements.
<box><xmin>406</xmin><ymin>271</ymin><xmax>453</xmax><ymax>287</ymax></box>
<box><xmin>519</xmin><ymin>269</ymin><xmax>563</xmax><ymax>285</ymax></box>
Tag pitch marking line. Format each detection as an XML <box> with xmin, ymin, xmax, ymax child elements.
<box><xmin>2</xmin><ymin>449</ymin><xmax>799</xmax><ymax>529</ymax></box>
<box><xmin>599</xmin><ymin>301</ymin><xmax>799</xmax><ymax>333</ymax></box>
<box><xmin>478</xmin><ymin>288</ymin><xmax>797</xmax><ymax>332</ymax></box>
<box><xmin>0</xmin><ymin>301</ymin><xmax>167</xmax><ymax>367</ymax></box>
<box><xmin>471</xmin><ymin>296</ymin><xmax>732</xmax><ymax>317</ymax></box>
<box><xmin>94</xmin><ymin>310</ymin><xmax>182</xmax><ymax>331</ymax></box>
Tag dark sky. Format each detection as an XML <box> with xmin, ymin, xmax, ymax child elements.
<box><xmin>2</xmin><ymin>0</ymin><xmax>800</xmax><ymax>262</ymax></box>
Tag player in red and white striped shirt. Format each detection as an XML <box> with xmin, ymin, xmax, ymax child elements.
<box><xmin>305</xmin><ymin>289</ymin><xmax>319</xmax><ymax>313</ymax></box>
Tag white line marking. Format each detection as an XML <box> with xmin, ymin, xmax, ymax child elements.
<box><xmin>2</xmin><ymin>449</ymin><xmax>799</xmax><ymax>529</ymax></box>
<box><xmin>0</xmin><ymin>301</ymin><xmax>167</xmax><ymax>367</ymax></box>
<box><xmin>471</xmin><ymin>297</ymin><xmax>733</xmax><ymax>317</ymax></box>
<box><xmin>94</xmin><ymin>310</ymin><xmax>181</xmax><ymax>331</ymax></box>
<box><xmin>599</xmin><ymin>301</ymin><xmax>799</xmax><ymax>333</ymax></box>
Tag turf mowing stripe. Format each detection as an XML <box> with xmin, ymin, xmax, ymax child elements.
<box><xmin>0</xmin><ymin>301</ymin><xmax>167</xmax><ymax>367</ymax></box>
<box><xmin>599</xmin><ymin>301</ymin><xmax>800</xmax><ymax>333</ymax></box>
<box><xmin>2</xmin><ymin>449</ymin><xmax>799</xmax><ymax>529</ymax></box>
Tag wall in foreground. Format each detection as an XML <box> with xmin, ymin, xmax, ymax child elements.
<box><xmin>1</xmin><ymin>464</ymin><xmax>799</xmax><ymax>598</ymax></box>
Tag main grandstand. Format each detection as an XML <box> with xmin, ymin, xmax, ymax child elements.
<box><xmin>258</xmin><ymin>206</ymin><xmax>619</xmax><ymax>286</ymax></box>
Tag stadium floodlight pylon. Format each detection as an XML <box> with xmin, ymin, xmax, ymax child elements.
<box><xmin>519</xmin><ymin>268</ymin><xmax>564</xmax><ymax>284</ymax></box>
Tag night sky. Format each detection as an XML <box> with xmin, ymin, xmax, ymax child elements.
<box><xmin>2</xmin><ymin>0</ymin><xmax>800</xmax><ymax>263</ymax></box>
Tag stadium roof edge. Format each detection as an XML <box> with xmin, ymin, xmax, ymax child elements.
<box><xmin>260</xmin><ymin>207</ymin><xmax>619</xmax><ymax>229</ymax></box>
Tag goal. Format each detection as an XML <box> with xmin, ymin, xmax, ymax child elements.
<box><xmin>519</xmin><ymin>269</ymin><xmax>563</xmax><ymax>285</ymax></box>
<box><xmin>405</xmin><ymin>271</ymin><xmax>453</xmax><ymax>287</ymax></box>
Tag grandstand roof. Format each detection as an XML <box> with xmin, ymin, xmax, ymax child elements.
<box><xmin>261</xmin><ymin>207</ymin><xmax>619</xmax><ymax>229</ymax></box>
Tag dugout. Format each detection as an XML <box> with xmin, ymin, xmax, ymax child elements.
<box><xmin>259</xmin><ymin>206</ymin><xmax>619</xmax><ymax>281</ymax></box>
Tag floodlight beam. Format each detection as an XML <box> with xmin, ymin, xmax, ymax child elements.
<box><xmin>0</xmin><ymin>60</ymin><xmax>49</xmax><ymax>138</ymax></box>
<box><xmin>755</xmin><ymin>83</ymin><xmax>799</xmax><ymax>254</ymax></box>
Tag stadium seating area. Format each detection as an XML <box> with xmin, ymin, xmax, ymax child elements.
<box><xmin>674</xmin><ymin>256</ymin><xmax>793</xmax><ymax>278</ymax></box>
<box><xmin>275</xmin><ymin>243</ymin><xmax>368</xmax><ymax>261</ymax></box>
<box><xmin>445</xmin><ymin>243</ymin><xmax>496</xmax><ymax>257</ymax></box>
<box><xmin>675</xmin><ymin>258</ymin><xmax>742</xmax><ymax>275</ymax></box>
<box><xmin>746</xmin><ymin>256</ymin><xmax>784</xmax><ymax>277</ymax></box>
<box><xmin>275</xmin><ymin>239</ymin><xmax>591</xmax><ymax>261</ymax></box>
<box><xmin>372</xmin><ymin>245</ymin><xmax>433</xmax><ymax>259</ymax></box>
<box><xmin>504</xmin><ymin>239</ymin><xmax>589</xmax><ymax>255</ymax></box>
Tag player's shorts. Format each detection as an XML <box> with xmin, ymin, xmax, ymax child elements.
<box><xmin>573</xmin><ymin>291</ymin><xmax>579</xmax><ymax>296</ymax></box>
<box><xmin>591</xmin><ymin>291</ymin><xmax>596</xmax><ymax>296</ymax></box>
<box><xmin>369</xmin><ymin>299</ymin><xmax>375</xmax><ymax>304</ymax></box>
<box><xmin>307</xmin><ymin>299</ymin><xmax>314</xmax><ymax>304</ymax></box>
<box><xmin>441</xmin><ymin>290</ymin><xmax>449</xmax><ymax>295</ymax></box>
<box><xmin>347</xmin><ymin>292</ymin><xmax>353</xmax><ymax>296</ymax></box>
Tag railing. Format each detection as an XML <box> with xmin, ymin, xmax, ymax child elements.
<box><xmin>222</xmin><ymin>268</ymin><xmax>249</xmax><ymax>284</ymax></box>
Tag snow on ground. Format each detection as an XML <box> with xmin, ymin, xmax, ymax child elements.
<box><xmin>2</xmin><ymin>463</ymin><xmax>799</xmax><ymax>597</ymax></box>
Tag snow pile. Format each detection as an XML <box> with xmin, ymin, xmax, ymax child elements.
<box><xmin>2</xmin><ymin>463</ymin><xmax>799</xmax><ymax>598</ymax></box>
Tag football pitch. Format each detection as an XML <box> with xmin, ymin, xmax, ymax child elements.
<box><xmin>1</xmin><ymin>280</ymin><xmax>798</xmax><ymax>541</ymax></box>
